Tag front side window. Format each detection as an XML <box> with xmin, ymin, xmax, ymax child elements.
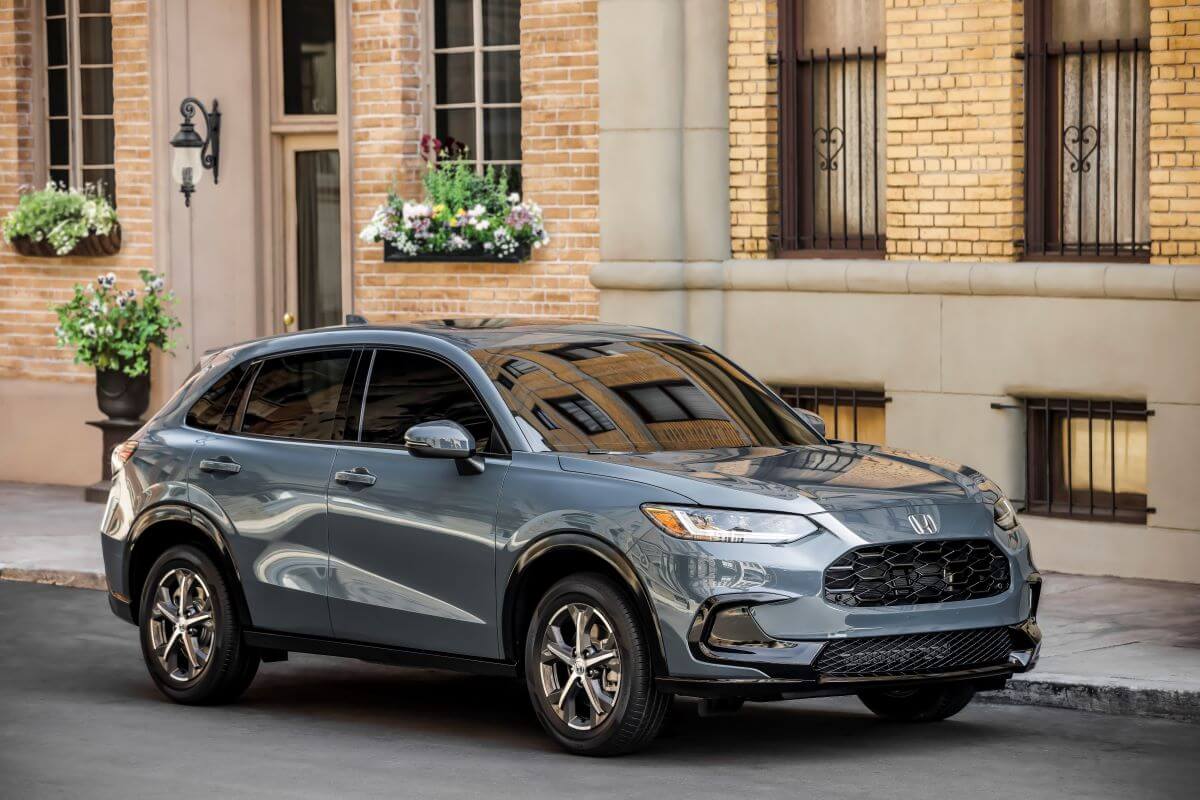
<box><xmin>474</xmin><ymin>340</ymin><xmax>824</xmax><ymax>454</ymax></box>
<box><xmin>241</xmin><ymin>350</ymin><xmax>352</xmax><ymax>440</ymax></box>
<box><xmin>432</xmin><ymin>0</ymin><xmax>521</xmax><ymax>192</ymax></box>
<box><xmin>43</xmin><ymin>0</ymin><xmax>116</xmax><ymax>199</ymax></box>
<box><xmin>358</xmin><ymin>350</ymin><xmax>494</xmax><ymax>451</ymax></box>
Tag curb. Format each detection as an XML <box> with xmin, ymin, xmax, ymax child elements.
<box><xmin>977</xmin><ymin>675</ymin><xmax>1200</xmax><ymax>725</ymax></box>
<box><xmin>0</xmin><ymin>567</ymin><xmax>106</xmax><ymax>591</ymax></box>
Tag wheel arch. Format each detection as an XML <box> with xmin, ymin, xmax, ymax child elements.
<box><xmin>125</xmin><ymin>504</ymin><xmax>251</xmax><ymax>626</ymax></box>
<box><xmin>501</xmin><ymin>532</ymin><xmax>667</xmax><ymax>675</ymax></box>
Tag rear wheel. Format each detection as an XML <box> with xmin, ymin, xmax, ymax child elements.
<box><xmin>524</xmin><ymin>573</ymin><xmax>668</xmax><ymax>756</ymax></box>
<box><xmin>138</xmin><ymin>545</ymin><xmax>259</xmax><ymax>705</ymax></box>
<box><xmin>858</xmin><ymin>683</ymin><xmax>976</xmax><ymax>722</ymax></box>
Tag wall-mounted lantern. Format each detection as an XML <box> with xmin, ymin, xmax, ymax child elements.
<box><xmin>169</xmin><ymin>98</ymin><xmax>221</xmax><ymax>207</ymax></box>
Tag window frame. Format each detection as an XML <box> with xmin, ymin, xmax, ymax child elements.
<box><xmin>38</xmin><ymin>0</ymin><xmax>116</xmax><ymax>196</ymax></box>
<box><xmin>269</xmin><ymin>0</ymin><xmax>344</xmax><ymax>128</ymax></box>
<box><xmin>426</xmin><ymin>0</ymin><xmax>522</xmax><ymax>182</ymax></box>
<box><xmin>231</xmin><ymin>347</ymin><xmax>360</xmax><ymax>445</ymax></box>
<box><xmin>774</xmin><ymin>384</ymin><xmax>889</xmax><ymax>443</ymax></box>
<box><xmin>344</xmin><ymin>346</ymin><xmax>511</xmax><ymax>457</ymax></box>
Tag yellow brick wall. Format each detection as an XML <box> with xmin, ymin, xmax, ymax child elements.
<box><xmin>352</xmin><ymin>0</ymin><xmax>599</xmax><ymax>321</ymax></box>
<box><xmin>728</xmin><ymin>0</ymin><xmax>778</xmax><ymax>259</ymax></box>
<box><xmin>0</xmin><ymin>0</ymin><xmax>155</xmax><ymax>382</ymax></box>
<box><xmin>885</xmin><ymin>0</ymin><xmax>1023</xmax><ymax>261</ymax></box>
<box><xmin>1149</xmin><ymin>0</ymin><xmax>1200</xmax><ymax>264</ymax></box>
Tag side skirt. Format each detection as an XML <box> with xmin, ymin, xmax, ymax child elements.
<box><xmin>243</xmin><ymin>630</ymin><xmax>519</xmax><ymax>678</ymax></box>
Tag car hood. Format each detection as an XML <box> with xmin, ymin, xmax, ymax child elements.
<box><xmin>558</xmin><ymin>443</ymin><xmax>993</xmax><ymax>514</ymax></box>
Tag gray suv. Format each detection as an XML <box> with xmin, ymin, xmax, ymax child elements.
<box><xmin>101</xmin><ymin>319</ymin><xmax>1041</xmax><ymax>755</ymax></box>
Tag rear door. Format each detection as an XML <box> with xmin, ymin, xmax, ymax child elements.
<box><xmin>187</xmin><ymin>348</ymin><xmax>357</xmax><ymax>636</ymax></box>
<box><xmin>326</xmin><ymin>348</ymin><xmax>510</xmax><ymax>657</ymax></box>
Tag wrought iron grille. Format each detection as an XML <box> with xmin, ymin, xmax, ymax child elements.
<box><xmin>775</xmin><ymin>385</ymin><xmax>887</xmax><ymax>443</ymax></box>
<box><xmin>1024</xmin><ymin>36</ymin><xmax>1151</xmax><ymax>259</ymax></box>
<box><xmin>815</xmin><ymin>627</ymin><xmax>1013</xmax><ymax>678</ymax></box>
<box><xmin>778</xmin><ymin>44</ymin><xmax>886</xmax><ymax>255</ymax></box>
<box><xmin>1022</xmin><ymin>398</ymin><xmax>1150</xmax><ymax>523</ymax></box>
<box><xmin>824</xmin><ymin>540</ymin><xmax>1011</xmax><ymax>608</ymax></box>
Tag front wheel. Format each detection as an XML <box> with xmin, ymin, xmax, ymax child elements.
<box><xmin>524</xmin><ymin>573</ymin><xmax>669</xmax><ymax>756</ymax></box>
<box><xmin>858</xmin><ymin>683</ymin><xmax>976</xmax><ymax>722</ymax></box>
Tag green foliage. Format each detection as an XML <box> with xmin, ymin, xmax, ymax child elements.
<box><xmin>2</xmin><ymin>182</ymin><xmax>118</xmax><ymax>256</ymax></box>
<box><xmin>421</xmin><ymin>159</ymin><xmax>510</xmax><ymax>218</ymax></box>
<box><xmin>52</xmin><ymin>270</ymin><xmax>181</xmax><ymax>377</ymax></box>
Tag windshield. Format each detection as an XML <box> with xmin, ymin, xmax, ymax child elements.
<box><xmin>472</xmin><ymin>339</ymin><xmax>823</xmax><ymax>453</ymax></box>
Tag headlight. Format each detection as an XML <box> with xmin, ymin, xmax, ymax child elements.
<box><xmin>993</xmin><ymin>496</ymin><xmax>1020</xmax><ymax>531</ymax></box>
<box><xmin>641</xmin><ymin>505</ymin><xmax>819</xmax><ymax>544</ymax></box>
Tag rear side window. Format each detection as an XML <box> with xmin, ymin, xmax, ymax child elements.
<box><xmin>185</xmin><ymin>365</ymin><xmax>247</xmax><ymax>432</ymax></box>
<box><xmin>241</xmin><ymin>350</ymin><xmax>352</xmax><ymax>440</ymax></box>
<box><xmin>359</xmin><ymin>350</ymin><xmax>494</xmax><ymax>452</ymax></box>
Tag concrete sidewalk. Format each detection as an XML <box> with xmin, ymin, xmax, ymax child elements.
<box><xmin>1</xmin><ymin>480</ymin><xmax>1197</xmax><ymax>722</ymax></box>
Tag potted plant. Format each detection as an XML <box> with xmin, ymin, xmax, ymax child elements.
<box><xmin>52</xmin><ymin>270</ymin><xmax>181</xmax><ymax>420</ymax></box>
<box><xmin>2</xmin><ymin>182</ymin><xmax>121</xmax><ymax>258</ymax></box>
<box><xmin>359</xmin><ymin>137</ymin><xmax>549</xmax><ymax>263</ymax></box>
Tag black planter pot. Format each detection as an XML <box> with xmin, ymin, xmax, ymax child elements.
<box><xmin>95</xmin><ymin>365</ymin><xmax>150</xmax><ymax>421</ymax></box>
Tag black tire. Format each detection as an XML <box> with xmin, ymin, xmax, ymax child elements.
<box><xmin>524</xmin><ymin>573</ymin><xmax>669</xmax><ymax>756</ymax></box>
<box><xmin>138</xmin><ymin>544</ymin><xmax>259</xmax><ymax>705</ymax></box>
<box><xmin>858</xmin><ymin>683</ymin><xmax>976</xmax><ymax>722</ymax></box>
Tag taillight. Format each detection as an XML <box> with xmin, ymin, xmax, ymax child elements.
<box><xmin>111</xmin><ymin>440</ymin><xmax>138</xmax><ymax>473</ymax></box>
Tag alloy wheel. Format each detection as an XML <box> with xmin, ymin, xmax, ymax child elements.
<box><xmin>538</xmin><ymin>602</ymin><xmax>623</xmax><ymax>731</ymax></box>
<box><xmin>148</xmin><ymin>567</ymin><xmax>216</xmax><ymax>682</ymax></box>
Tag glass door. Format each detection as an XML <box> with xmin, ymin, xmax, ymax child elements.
<box><xmin>282</xmin><ymin>134</ymin><xmax>342</xmax><ymax>330</ymax></box>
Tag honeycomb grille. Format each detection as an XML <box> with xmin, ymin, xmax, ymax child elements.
<box><xmin>816</xmin><ymin>627</ymin><xmax>1014</xmax><ymax>678</ymax></box>
<box><xmin>823</xmin><ymin>539</ymin><xmax>1010</xmax><ymax>607</ymax></box>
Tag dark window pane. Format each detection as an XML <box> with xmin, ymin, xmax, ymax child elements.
<box><xmin>80</xmin><ymin>67</ymin><xmax>113</xmax><ymax>115</ymax></box>
<box><xmin>49</xmin><ymin>169</ymin><xmax>70</xmax><ymax>190</ymax></box>
<box><xmin>484</xmin><ymin>107</ymin><xmax>520</xmax><ymax>161</ymax></box>
<box><xmin>496</xmin><ymin>164</ymin><xmax>521</xmax><ymax>196</ymax></box>
<box><xmin>435</xmin><ymin>52</ymin><xmax>475</xmax><ymax>104</ymax></box>
<box><xmin>483</xmin><ymin>0</ymin><xmax>519</xmax><ymax>45</ymax></box>
<box><xmin>241</xmin><ymin>351</ymin><xmax>352</xmax><ymax>440</ymax></box>
<box><xmin>434</xmin><ymin>0</ymin><xmax>473</xmax><ymax>48</ymax></box>
<box><xmin>186</xmin><ymin>367</ymin><xmax>247</xmax><ymax>432</ymax></box>
<box><xmin>79</xmin><ymin>16</ymin><xmax>113</xmax><ymax>65</ymax></box>
<box><xmin>436</xmin><ymin>108</ymin><xmax>476</xmax><ymax>156</ymax></box>
<box><xmin>45</xmin><ymin>18</ymin><xmax>67</xmax><ymax>67</ymax></box>
<box><xmin>294</xmin><ymin>150</ymin><xmax>342</xmax><ymax>330</ymax></box>
<box><xmin>360</xmin><ymin>350</ymin><xmax>493</xmax><ymax>451</ymax></box>
<box><xmin>282</xmin><ymin>0</ymin><xmax>337</xmax><ymax>115</ymax></box>
<box><xmin>47</xmin><ymin>68</ymin><xmax>69</xmax><ymax>117</ymax></box>
<box><xmin>665</xmin><ymin>383</ymin><xmax>728</xmax><ymax>420</ymax></box>
<box><xmin>45</xmin><ymin>0</ymin><xmax>66</xmax><ymax>15</ymax></box>
<box><xmin>49</xmin><ymin>119</ymin><xmax>70</xmax><ymax>167</ymax></box>
<box><xmin>82</xmin><ymin>168</ymin><xmax>115</xmax><ymax>203</ymax></box>
<box><xmin>79</xmin><ymin>0</ymin><xmax>111</xmax><ymax>12</ymax></box>
<box><xmin>484</xmin><ymin>50</ymin><xmax>519</xmax><ymax>103</ymax></box>
<box><xmin>624</xmin><ymin>386</ymin><xmax>686</xmax><ymax>423</ymax></box>
<box><xmin>81</xmin><ymin>118</ymin><xmax>114</xmax><ymax>165</ymax></box>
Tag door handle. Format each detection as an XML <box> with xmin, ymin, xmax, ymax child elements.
<box><xmin>199</xmin><ymin>458</ymin><xmax>241</xmax><ymax>474</ymax></box>
<box><xmin>334</xmin><ymin>467</ymin><xmax>376</xmax><ymax>486</ymax></box>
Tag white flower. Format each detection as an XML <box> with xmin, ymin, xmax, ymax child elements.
<box><xmin>103</xmin><ymin>325</ymin><xmax>114</xmax><ymax>337</ymax></box>
<box><xmin>475</xmin><ymin>219</ymin><xmax>490</xmax><ymax>231</ymax></box>
<box><xmin>507</xmin><ymin>193</ymin><xmax>520</xmax><ymax>204</ymax></box>
<box><xmin>89</xmin><ymin>299</ymin><xmax>101</xmax><ymax>313</ymax></box>
<box><xmin>359</xmin><ymin>223</ymin><xmax>379</xmax><ymax>243</ymax></box>
<box><xmin>81</xmin><ymin>322</ymin><xmax>97</xmax><ymax>337</ymax></box>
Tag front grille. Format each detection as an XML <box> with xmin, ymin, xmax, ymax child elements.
<box><xmin>816</xmin><ymin>627</ymin><xmax>1013</xmax><ymax>678</ymax></box>
<box><xmin>823</xmin><ymin>539</ymin><xmax>1010</xmax><ymax>607</ymax></box>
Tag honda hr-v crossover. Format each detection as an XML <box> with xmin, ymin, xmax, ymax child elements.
<box><xmin>101</xmin><ymin>319</ymin><xmax>1041</xmax><ymax>755</ymax></box>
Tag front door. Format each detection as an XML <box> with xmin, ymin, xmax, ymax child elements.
<box><xmin>282</xmin><ymin>134</ymin><xmax>344</xmax><ymax>330</ymax></box>
<box><xmin>326</xmin><ymin>348</ymin><xmax>510</xmax><ymax>658</ymax></box>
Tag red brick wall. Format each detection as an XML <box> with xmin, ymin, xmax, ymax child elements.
<box><xmin>0</xmin><ymin>0</ymin><xmax>155</xmax><ymax>381</ymax></box>
<box><xmin>351</xmin><ymin>0</ymin><xmax>599</xmax><ymax>321</ymax></box>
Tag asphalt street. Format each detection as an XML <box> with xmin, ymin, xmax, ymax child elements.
<box><xmin>1</xmin><ymin>580</ymin><xmax>1196</xmax><ymax>800</ymax></box>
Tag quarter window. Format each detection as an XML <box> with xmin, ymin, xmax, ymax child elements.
<box><xmin>1022</xmin><ymin>397</ymin><xmax>1149</xmax><ymax>522</ymax></box>
<box><xmin>432</xmin><ymin>0</ymin><xmax>521</xmax><ymax>192</ymax></box>
<box><xmin>240</xmin><ymin>351</ymin><xmax>353</xmax><ymax>440</ymax></box>
<box><xmin>186</xmin><ymin>365</ymin><xmax>249</xmax><ymax>432</ymax></box>
<box><xmin>358</xmin><ymin>350</ymin><xmax>495</xmax><ymax>452</ymax></box>
<box><xmin>43</xmin><ymin>0</ymin><xmax>116</xmax><ymax>199</ymax></box>
<box><xmin>775</xmin><ymin>385</ymin><xmax>887</xmax><ymax>445</ymax></box>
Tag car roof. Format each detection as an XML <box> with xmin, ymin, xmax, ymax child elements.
<box><xmin>208</xmin><ymin>318</ymin><xmax>694</xmax><ymax>357</ymax></box>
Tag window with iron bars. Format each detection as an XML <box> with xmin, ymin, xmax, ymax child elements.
<box><xmin>1020</xmin><ymin>397</ymin><xmax>1150</xmax><ymax>523</ymax></box>
<box><xmin>1023</xmin><ymin>0</ymin><xmax>1150</xmax><ymax>260</ymax></box>
<box><xmin>777</xmin><ymin>0</ymin><xmax>886</xmax><ymax>257</ymax></box>
<box><xmin>775</xmin><ymin>385</ymin><xmax>887</xmax><ymax>445</ymax></box>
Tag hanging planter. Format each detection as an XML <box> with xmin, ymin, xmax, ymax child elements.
<box><xmin>9</xmin><ymin>225</ymin><xmax>122</xmax><ymax>258</ymax></box>
<box><xmin>2</xmin><ymin>182</ymin><xmax>121</xmax><ymax>258</ymax></box>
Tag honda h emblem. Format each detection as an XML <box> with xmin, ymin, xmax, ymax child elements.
<box><xmin>907</xmin><ymin>513</ymin><xmax>938</xmax><ymax>535</ymax></box>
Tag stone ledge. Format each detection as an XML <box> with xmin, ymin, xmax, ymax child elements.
<box><xmin>590</xmin><ymin>259</ymin><xmax>1200</xmax><ymax>301</ymax></box>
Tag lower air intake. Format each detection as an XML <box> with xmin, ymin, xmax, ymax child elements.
<box><xmin>815</xmin><ymin>627</ymin><xmax>1013</xmax><ymax>678</ymax></box>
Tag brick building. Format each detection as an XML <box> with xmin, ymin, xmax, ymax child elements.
<box><xmin>0</xmin><ymin>0</ymin><xmax>1197</xmax><ymax>581</ymax></box>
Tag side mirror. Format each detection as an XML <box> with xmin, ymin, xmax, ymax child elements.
<box><xmin>795</xmin><ymin>408</ymin><xmax>826</xmax><ymax>439</ymax></box>
<box><xmin>404</xmin><ymin>420</ymin><xmax>484</xmax><ymax>475</ymax></box>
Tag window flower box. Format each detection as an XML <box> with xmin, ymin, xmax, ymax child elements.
<box><xmin>9</xmin><ymin>225</ymin><xmax>122</xmax><ymax>258</ymax></box>
<box><xmin>382</xmin><ymin>237</ymin><xmax>531</xmax><ymax>263</ymax></box>
<box><xmin>2</xmin><ymin>183</ymin><xmax>121</xmax><ymax>258</ymax></box>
